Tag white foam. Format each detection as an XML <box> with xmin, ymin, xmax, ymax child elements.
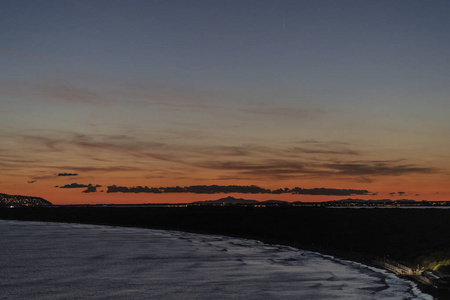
<box><xmin>0</xmin><ymin>220</ymin><xmax>434</xmax><ymax>299</ymax></box>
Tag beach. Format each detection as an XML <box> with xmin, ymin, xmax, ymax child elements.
<box><xmin>1</xmin><ymin>206</ymin><xmax>450</xmax><ymax>299</ymax></box>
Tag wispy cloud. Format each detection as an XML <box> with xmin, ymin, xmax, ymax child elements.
<box><xmin>196</xmin><ymin>160</ymin><xmax>310</xmax><ymax>177</ymax></box>
<box><xmin>289</xmin><ymin>140</ymin><xmax>360</xmax><ymax>155</ymax></box>
<box><xmin>3</xmin><ymin>130</ymin><xmax>440</xmax><ymax>184</ymax></box>
<box><xmin>52</xmin><ymin>166</ymin><xmax>141</xmax><ymax>173</ymax></box>
<box><xmin>111</xmin><ymin>90</ymin><xmax>220</xmax><ymax>113</ymax></box>
<box><xmin>39</xmin><ymin>85</ymin><xmax>103</xmax><ymax>105</ymax></box>
<box><xmin>239</xmin><ymin>106</ymin><xmax>328</xmax><ymax>119</ymax></box>
<box><xmin>0</xmin><ymin>45</ymin><xmax>51</xmax><ymax>61</ymax></box>
<box><xmin>287</xmin><ymin>147</ymin><xmax>359</xmax><ymax>156</ymax></box>
<box><xmin>1</xmin><ymin>76</ymin><xmax>333</xmax><ymax>122</ymax></box>
<box><xmin>195</xmin><ymin>159</ymin><xmax>437</xmax><ymax>180</ymax></box>
<box><xmin>324</xmin><ymin>162</ymin><xmax>435</xmax><ymax>176</ymax></box>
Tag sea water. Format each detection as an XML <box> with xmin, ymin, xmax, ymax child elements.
<box><xmin>0</xmin><ymin>220</ymin><xmax>433</xmax><ymax>300</ymax></box>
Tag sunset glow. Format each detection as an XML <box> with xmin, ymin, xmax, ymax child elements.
<box><xmin>1</xmin><ymin>1</ymin><xmax>449</xmax><ymax>204</ymax></box>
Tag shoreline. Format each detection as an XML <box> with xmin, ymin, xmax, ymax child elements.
<box><xmin>2</xmin><ymin>206</ymin><xmax>450</xmax><ymax>299</ymax></box>
<box><xmin>1</xmin><ymin>217</ymin><xmax>440</xmax><ymax>300</ymax></box>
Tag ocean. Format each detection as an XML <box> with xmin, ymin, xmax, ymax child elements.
<box><xmin>0</xmin><ymin>220</ymin><xmax>433</xmax><ymax>299</ymax></box>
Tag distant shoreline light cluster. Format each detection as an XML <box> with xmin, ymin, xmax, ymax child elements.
<box><xmin>0</xmin><ymin>193</ymin><xmax>53</xmax><ymax>207</ymax></box>
<box><xmin>2</xmin><ymin>192</ymin><xmax>449</xmax><ymax>207</ymax></box>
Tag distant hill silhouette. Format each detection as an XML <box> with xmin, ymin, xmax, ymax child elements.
<box><xmin>191</xmin><ymin>196</ymin><xmax>259</xmax><ymax>205</ymax></box>
<box><xmin>0</xmin><ymin>193</ymin><xmax>52</xmax><ymax>207</ymax></box>
<box><xmin>191</xmin><ymin>196</ymin><xmax>291</xmax><ymax>206</ymax></box>
<box><xmin>192</xmin><ymin>196</ymin><xmax>259</xmax><ymax>205</ymax></box>
<box><xmin>190</xmin><ymin>196</ymin><xmax>425</xmax><ymax>206</ymax></box>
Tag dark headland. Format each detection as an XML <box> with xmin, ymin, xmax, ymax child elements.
<box><xmin>2</xmin><ymin>194</ymin><xmax>450</xmax><ymax>299</ymax></box>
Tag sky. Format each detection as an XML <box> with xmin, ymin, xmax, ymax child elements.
<box><xmin>1</xmin><ymin>0</ymin><xmax>450</xmax><ymax>204</ymax></box>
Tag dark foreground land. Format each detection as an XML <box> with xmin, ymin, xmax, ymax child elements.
<box><xmin>2</xmin><ymin>206</ymin><xmax>450</xmax><ymax>298</ymax></box>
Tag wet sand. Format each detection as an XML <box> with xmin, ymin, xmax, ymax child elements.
<box><xmin>1</xmin><ymin>206</ymin><xmax>450</xmax><ymax>299</ymax></box>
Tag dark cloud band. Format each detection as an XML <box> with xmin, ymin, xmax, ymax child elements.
<box><xmin>59</xmin><ymin>183</ymin><xmax>101</xmax><ymax>193</ymax></box>
<box><xmin>106</xmin><ymin>185</ymin><xmax>369</xmax><ymax>196</ymax></box>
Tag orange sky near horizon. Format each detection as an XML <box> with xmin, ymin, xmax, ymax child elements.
<box><xmin>1</xmin><ymin>170</ymin><xmax>448</xmax><ymax>205</ymax></box>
